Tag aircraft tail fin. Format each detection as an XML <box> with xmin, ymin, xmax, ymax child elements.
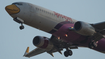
<box><xmin>24</xmin><ymin>47</ymin><xmax>29</xmax><ymax>56</ymax></box>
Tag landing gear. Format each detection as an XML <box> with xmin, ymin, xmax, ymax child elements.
<box><xmin>64</xmin><ymin>50</ymin><xmax>73</xmax><ymax>57</ymax></box>
<box><xmin>89</xmin><ymin>41</ymin><xmax>97</xmax><ymax>48</ymax></box>
<box><xmin>64</xmin><ymin>48</ymin><xmax>73</xmax><ymax>57</ymax></box>
<box><xmin>13</xmin><ymin>17</ymin><xmax>24</xmax><ymax>30</ymax></box>
<box><xmin>19</xmin><ymin>24</ymin><xmax>24</xmax><ymax>30</ymax></box>
<box><xmin>88</xmin><ymin>32</ymin><xmax>104</xmax><ymax>48</ymax></box>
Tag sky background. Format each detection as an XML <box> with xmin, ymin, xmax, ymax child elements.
<box><xmin>0</xmin><ymin>0</ymin><xmax>105</xmax><ymax>59</ymax></box>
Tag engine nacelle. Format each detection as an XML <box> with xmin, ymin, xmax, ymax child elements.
<box><xmin>33</xmin><ymin>36</ymin><xmax>54</xmax><ymax>51</ymax></box>
<box><xmin>74</xmin><ymin>21</ymin><xmax>96</xmax><ymax>36</ymax></box>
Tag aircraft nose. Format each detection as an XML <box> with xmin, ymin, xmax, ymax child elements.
<box><xmin>5</xmin><ymin>4</ymin><xmax>20</xmax><ymax>14</ymax></box>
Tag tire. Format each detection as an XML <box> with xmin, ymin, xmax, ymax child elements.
<box><xmin>20</xmin><ymin>25</ymin><xmax>24</xmax><ymax>30</ymax></box>
<box><xmin>64</xmin><ymin>50</ymin><xmax>73</xmax><ymax>57</ymax></box>
<box><xmin>64</xmin><ymin>51</ymin><xmax>69</xmax><ymax>57</ymax></box>
<box><xmin>68</xmin><ymin>50</ymin><xmax>73</xmax><ymax>56</ymax></box>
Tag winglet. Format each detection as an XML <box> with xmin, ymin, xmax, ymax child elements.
<box><xmin>24</xmin><ymin>47</ymin><xmax>29</xmax><ymax>56</ymax></box>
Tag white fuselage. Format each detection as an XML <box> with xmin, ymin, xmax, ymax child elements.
<box><xmin>5</xmin><ymin>2</ymin><xmax>105</xmax><ymax>55</ymax></box>
<box><xmin>10</xmin><ymin>2</ymin><xmax>77</xmax><ymax>33</ymax></box>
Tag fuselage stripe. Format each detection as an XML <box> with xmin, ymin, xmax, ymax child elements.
<box><xmin>49</xmin><ymin>21</ymin><xmax>73</xmax><ymax>33</ymax></box>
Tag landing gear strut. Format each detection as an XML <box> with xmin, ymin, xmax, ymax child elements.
<box><xmin>64</xmin><ymin>48</ymin><xmax>73</xmax><ymax>57</ymax></box>
<box><xmin>13</xmin><ymin>17</ymin><xmax>24</xmax><ymax>30</ymax></box>
<box><xmin>89</xmin><ymin>41</ymin><xmax>97</xmax><ymax>48</ymax></box>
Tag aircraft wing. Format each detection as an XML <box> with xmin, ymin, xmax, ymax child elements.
<box><xmin>24</xmin><ymin>47</ymin><xmax>46</xmax><ymax>57</ymax></box>
<box><xmin>91</xmin><ymin>21</ymin><xmax>105</xmax><ymax>30</ymax></box>
<box><xmin>24</xmin><ymin>35</ymin><xmax>78</xmax><ymax>58</ymax></box>
<box><xmin>91</xmin><ymin>21</ymin><xmax>105</xmax><ymax>35</ymax></box>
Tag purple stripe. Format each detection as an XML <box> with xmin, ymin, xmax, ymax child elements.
<box><xmin>54</xmin><ymin>21</ymin><xmax>71</xmax><ymax>29</ymax></box>
<box><xmin>40</xmin><ymin>40</ymin><xmax>49</xmax><ymax>48</ymax></box>
<box><xmin>49</xmin><ymin>21</ymin><xmax>72</xmax><ymax>33</ymax></box>
<box><xmin>49</xmin><ymin>29</ymin><xmax>57</xmax><ymax>33</ymax></box>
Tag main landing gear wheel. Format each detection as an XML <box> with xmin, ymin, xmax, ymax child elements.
<box><xmin>64</xmin><ymin>50</ymin><xmax>73</xmax><ymax>57</ymax></box>
<box><xmin>89</xmin><ymin>41</ymin><xmax>97</xmax><ymax>48</ymax></box>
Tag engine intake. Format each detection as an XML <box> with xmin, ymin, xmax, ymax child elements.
<box><xmin>33</xmin><ymin>36</ymin><xmax>41</xmax><ymax>46</ymax></box>
<box><xmin>74</xmin><ymin>21</ymin><xmax>96</xmax><ymax>36</ymax></box>
<box><xmin>33</xmin><ymin>36</ymin><xmax>54</xmax><ymax>51</ymax></box>
<box><xmin>74</xmin><ymin>21</ymin><xmax>82</xmax><ymax>31</ymax></box>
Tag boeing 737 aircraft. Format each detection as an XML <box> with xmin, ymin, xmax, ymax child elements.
<box><xmin>5</xmin><ymin>2</ymin><xmax>105</xmax><ymax>57</ymax></box>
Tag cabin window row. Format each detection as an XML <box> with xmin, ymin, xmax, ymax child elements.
<box><xmin>35</xmin><ymin>7</ymin><xmax>74</xmax><ymax>23</ymax></box>
<box><xmin>36</xmin><ymin>8</ymin><xmax>54</xmax><ymax>15</ymax></box>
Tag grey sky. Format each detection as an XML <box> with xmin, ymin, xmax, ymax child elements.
<box><xmin>0</xmin><ymin>0</ymin><xmax>105</xmax><ymax>59</ymax></box>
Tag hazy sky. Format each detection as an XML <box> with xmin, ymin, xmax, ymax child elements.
<box><xmin>0</xmin><ymin>0</ymin><xmax>105</xmax><ymax>59</ymax></box>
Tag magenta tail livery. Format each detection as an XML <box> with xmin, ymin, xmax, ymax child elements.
<box><xmin>5</xmin><ymin>2</ymin><xmax>105</xmax><ymax>57</ymax></box>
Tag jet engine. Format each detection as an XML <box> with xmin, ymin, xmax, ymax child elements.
<box><xmin>33</xmin><ymin>36</ymin><xmax>54</xmax><ymax>51</ymax></box>
<box><xmin>74</xmin><ymin>21</ymin><xmax>96</xmax><ymax>36</ymax></box>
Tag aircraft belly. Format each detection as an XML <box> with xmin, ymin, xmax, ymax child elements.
<box><xmin>51</xmin><ymin>21</ymin><xmax>86</xmax><ymax>43</ymax></box>
<box><xmin>93</xmin><ymin>38</ymin><xmax>105</xmax><ymax>53</ymax></box>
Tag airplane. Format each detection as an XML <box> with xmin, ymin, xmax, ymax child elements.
<box><xmin>5</xmin><ymin>2</ymin><xmax>105</xmax><ymax>57</ymax></box>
